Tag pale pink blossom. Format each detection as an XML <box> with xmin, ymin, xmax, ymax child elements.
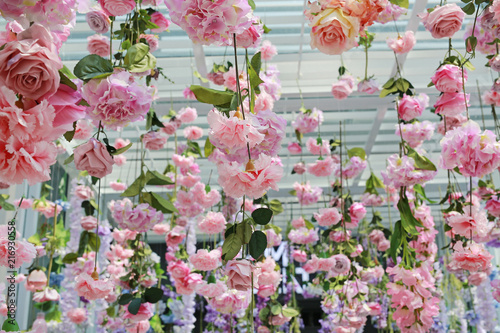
<box><xmin>292</xmin><ymin>107</ymin><xmax>323</xmax><ymax>134</ymax></box>
<box><xmin>449</xmin><ymin>241</ymin><xmax>493</xmax><ymax>272</ymax></box>
<box><xmin>87</xmin><ymin>34</ymin><xmax>110</xmax><ymax>57</ymax></box>
<box><xmin>397</xmin><ymin>93</ymin><xmax>429</xmax><ymax>121</ymax></box>
<box><xmin>395</xmin><ymin>121</ymin><xmax>435</xmax><ymax>148</ymax></box>
<box><xmin>67</xmin><ymin>308</ymin><xmax>87</xmax><ymax>325</ymax></box>
<box><xmin>225</xmin><ymin>259</ymin><xmax>255</xmax><ymax>291</ymax></box>
<box><xmin>387</xmin><ymin>31</ymin><xmax>416</xmax><ymax>54</ymax></box>
<box><xmin>86</xmin><ymin>9</ymin><xmax>110</xmax><ymax>33</ymax></box>
<box><xmin>307</xmin><ymin>156</ymin><xmax>335</xmax><ymax>177</ymax></box>
<box><xmin>259</xmin><ymin>40</ymin><xmax>277</xmax><ymax>61</ymax></box>
<box><xmin>420</xmin><ymin>3</ymin><xmax>465</xmax><ymax>39</ymax></box>
<box><xmin>150</xmin><ymin>12</ymin><xmax>170</xmax><ymax>33</ymax></box>
<box><xmin>431</xmin><ymin>64</ymin><xmax>466</xmax><ymax>93</ymax></box>
<box><xmin>142</xmin><ymin>131</ymin><xmax>167</xmax><ymax>150</ymax></box>
<box><xmin>287</xmin><ymin>142</ymin><xmax>302</xmax><ymax>154</ymax></box>
<box><xmin>98</xmin><ymin>0</ymin><xmax>135</xmax><ymax>17</ymax></box>
<box><xmin>314</xmin><ymin>208</ymin><xmax>342</xmax><ymax>227</ymax></box>
<box><xmin>288</xmin><ymin>227</ymin><xmax>319</xmax><ymax>245</ymax></box>
<box><xmin>382</xmin><ymin>153</ymin><xmax>437</xmax><ymax>188</ymax></box>
<box><xmin>306</xmin><ymin>137</ymin><xmax>330</xmax><ymax>155</ymax></box>
<box><xmin>75</xmin><ymin>273</ymin><xmax>114</xmax><ymax>301</ymax></box>
<box><xmin>293</xmin><ymin>181</ymin><xmax>322</xmax><ymax>206</ymax></box>
<box><xmin>357</xmin><ymin>79</ymin><xmax>379</xmax><ymax>94</ymax></box>
<box><xmin>183</xmin><ymin>126</ymin><xmax>203</xmax><ymax>141</ymax></box>
<box><xmin>190</xmin><ymin>249</ymin><xmax>221</xmax><ymax>271</ymax></box>
<box><xmin>434</xmin><ymin>92</ymin><xmax>470</xmax><ymax>117</ymax></box>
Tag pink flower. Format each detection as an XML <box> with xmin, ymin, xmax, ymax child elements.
<box><xmin>397</xmin><ymin>93</ymin><xmax>429</xmax><ymax>121</ymax></box>
<box><xmin>440</xmin><ymin>120</ymin><xmax>500</xmax><ymax>178</ymax></box>
<box><xmin>265</xmin><ymin>228</ymin><xmax>282</xmax><ymax>247</ymax></box>
<box><xmin>381</xmin><ymin>154</ymin><xmax>437</xmax><ymax>188</ymax></box>
<box><xmin>257</xmin><ymin>284</ymin><xmax>276</xmax><ymax>298</ymax></box>
<box><xmin>177</xmin><ymin>107</ymin><xmax>197</xmax><ymax>123</ymax></box>
<box><xmin>86</xmin><ymin>9</ymin><xmax>110</xmax><ymax>33</ymax></box>
<box><xmin>190</xmin><ymin>249</ymin><xmax>221</xmax><ymax>271</ymax></box>
<box><xmin>113</xmin><ymin>201</ymin><xmax>164</xmax><ymax>232</ymax></box>
<box><xmin>395</xmin><ymin>121</ymin><xmax>435</xmax><ymax>148</ymax></box>
<box><xmin>123</xmin><ymin>302</ymin><xmax>154</xmax><ymax>322</ymax></box>
<box><xmin>437</xmin><ymin>114</ymin><xmax>467</xmax><ymax>135</ymax></box>
<box><xmin>292</xmin><ymin>250</ymin><xmax>307</xmax><ymax>263</ymax></box>
<box><xmin>0</xmin><ymin>24</ymin><xmax>62</xmax><ymax>101</ymax></box>
<box><xmin>33</xmin><ymin>287</ymin><xmax>60</xmax><ymax>302</ymax></box>
<box><xmin>0</xmin><ymin>238</ymin><xmax>36</xmax><ymax>268</ymax></box>
<box><xmin>217</xmin><ymin>154</ymin><xmax>283</xmax><ymax>199</ymax></box>
<box><xmin>434</xmin><ymin>92</ymin><xmax>470</xmax><ymax>117</ymax></box>
<box><xmin>82</xmin><ymin>71</ymin><xmax>153</xmax><ymax>130</ymax></box>
<box><xmin>109</xmin><ymin>181</ymin><xmax>127</xmax><ymax>191</ymax></box>
<box><xmin>260</xmin><ymin>40</ymin><xmax>277</xmax><ymax>61</ymax></box>
<box><xmin>14</xmin><ymin>198</ymin><xmax>32</xmax><ymax>210</ymax></box>
<box><xmin>357</xmin><ymin>79</ymin><xmax>379</xmax><ymax>94</ymax></box>
<box><xmin>468</xmin><ymin>272</ymin><xmax>488</xmax><ymax>286</ymax></box>
<box><xmin>80</xmin><ymin>216</ymin><xmax>98</xmax><ymax>231</ymax></box>
<box><xmin>125</xmin><ymin>321</ymin><xmax>150</xmax><ymax>333</ymax></box>
<box><xmin>292</xmin><ymin>107</ymin><xmax>323</xmax><ymax>134</ymax></box>
<box><xmin>87</xmin><ymin>34</ymin><xmax>110</xmax><ymax>57</ymax></box>
<box><xmin>75</xmin><ymin>185</ymin><xmax>94</xmax><ymax>200</ymax></box>
<box><xmin>26</xmin><ymin>270</ymin><xmax>47</xmax><ymax>291</ymax></box>
<box><xmin>376</xmin><ymin>2</ymin><xmax>407</xmax><ymax>24</ymax></box>
<box><xmin>449</xmin><ymin>241</ymin><xmax>493</xmax><ymax>272</ymax></box>
<box><xmin>306</xmin><ymin>138</ymin><xmax>330</xmax><ymax>155</ymax></box>
<box><xmin>331</xmin><ymin>75</ymin><xmax>355</xmax><ymax>100</ymax></box>
<box><xmin>183</xmin><ymin>86</ymin><xmax>196</xmax><ymax>100</ymax></box>
<box><xmin>114</xmin><ymin>138</ymin><xmax>131</xmax><ymax>150</ymax></box>
<box><xmin>314</xmin><ymin>208</ymin><xmax>342</xmax><ymax>227</ymax></box>
<box><xmin>152</xmin><ymin>223</ymin><xmax>170</xmax><ymax>235</ymax></box>
<box><xmin>226</xmin><ymin>259</ymin><xmax>255</xmax><ymax>291</ymax></box>
<box><xmin>291</xmin><ymin>217</ymin><xmax>306</xmax><ymax>229</ymax></box>
<box><xmin>387</xmin><ymin>31</ymin><xmax>416</xmax><ymax>54</ymax></box>
<box><xmin>369</xmin><ymin>230</ymin><xmax>386</xmax><ymax>244</ymax></box>
<box><xmin>195</xmin><ymin>280</ymin><xmax>227</xmax><ymax>298</ymax></box>
<box><xmin>74</xmin><ymin>138</ymin><xmax>114</xmax><ymax>178</ymax></box>
<box><xmin>236</xmin><ymin>18</ymin><xmax>263</xmax><ymax>49</ymax></box>
<box><xmin>447</xmin><ymin>207</ymin><xmax>491</xmax><ymax>239</ymax></box>
<box><xmin>307</xmin><ymin>156</ymin><xmax>335</xmax><ymax>177</ymax></box>
<box><xmin>431</xmin><ymin>64</ymin><xmax>466</xmax><ymax>93</ymax></box>
<box><xmin>165</xmin><ymin>226</ymin><xmax>186</xmax><ymax>247</ymax></box>
<box><xmin>75</xmin><ymin>273</ymin><xmax>114</xmax><ymax>301</ymax></box>
<box><xmin>293</xmin><ymin>162</ymin><xmax>306</xmax><ymax>175</ymax></box>
<box><xmin>98</xmin><ymin>0</ymin><xmax>135</xmax><ymax>17</ymax></box>
<box><xmin>307</xmin><ymin>7</ymin><xmax>361</xmax><ymax>55</ymax></box>
<box><xmin>142</xmin><ymin>131</ymin><xmax>167</xmax><ymax>150</ymax></box>
<box><xmin>334</xmin><ymin>156</ymin><xmax>367</xmax><ymax>179</ymax></box>
<box><xmin>349</xmin><ymin>202</ymin><xmax>366</xmax><ymax>223</ymax></box>
<box><xmin>288</xmin><ymin>227</ymin><xmax>319</xmax><ymax>245</ymax></box>
<box><xmin>420</xmin><ymin>4</ymin><xmax>465</xmax><ymax>39</ymax></box>
<box><xmin>486</xmin><ymin>194</ymin><xmax>500</xmax><ymax>217</ymax></box>
<box><xmin>183</xmin><ymin>126</ymin><xmax>203</xmax><ymax>141</ymax></box>
<box><xmin>287</xmin><ymin>142</ymin><xmax>302</xmax><ymax>154</ymax></box>
<box><xmin>167</xmin><ymin>260</ymin><xmax>190</xmax><ymax>280</ymax></box>
<box><xmin>67</xmin><ymin>308</ymin><xmax>87</xmax><ymax>325</ymax></box>
<box><xmin>139</xmin><ymin>34</ymin><xmax>159</xmax><ymax>52</ymax></box>
<box><xmin>377</xmin><ymin>239</ymin><xmax>390</xmax><ymax>252</ymax></box>
<box><xmin>293</xmin><ymin>181</ymin><xmax>322</xmax><ymax>206</ymax></box>
<box><xmin>150</xmin><ymin>11</ymin><xmax>170</xmax><ymax>33</ymax></box>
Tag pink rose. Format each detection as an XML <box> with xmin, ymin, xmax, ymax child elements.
<box><xmin>309</xmin><ymin>8</ymin><xmax>360</xmax><ymax>55</ymax></box>
<box><xmin>165</xmin><ymin>226</ymin><xmax>186</xmax><ymax>247</ymax></box>
<box><xmin>142</xmin><ymin>131</ymin><xmax>167</xmax><ymax>150</ymax></box>
<box><xmin>420</xmin><ymin>4</ymin><xmax>465</xmax><ymax>39</ymax></box>
<box><xmin>293</xmin><ymin>162</ymin><xmax>306</xmax><ymax>175</ymax></box>
<box><xmin>150</xmin><ymin>12</ymin><xmax>170</xmax><ymax>33</ymax></box>
<box><xmin>183</xmin><ymin>126</ymin><xmax>203</xmax><ymax>141</ymax></box>
<box><xmin>357</xmin><ymin>79</ymin><xmax>379</xmax><ymax>94</ymax></box>
<box><xmin>87</xmin><ymin>34</ymin><xmax>110</xmax><ymax>57</ymax></box>
<box><xmin>377</xmin><ymin>239</ymin><xmax>390</xmax><ymax>252</ymax></box>
<box><xmin>183</xmin><ymin>87</ymin><xmax>196</xmax><ymax>100</ymax></box>
<box><xmin>397</xmin><ymin>93</ymin><xmax>429</xmax><ymax>121</ymax></box>
<box><xmin>126</xmin><ymin>321</ymin><xmax>150</xmax><ymax>333</ymax></box>
<box><xmin>26</xmin><ymin>270</ymin><xmax>47</xmax><ymax>291</ymax></box>
<box><xmin>67</xmin><ymin>308</ymin><xmax>87</xmax><ymax>325</ymax></box>
<box><xmin>167</xmin><ymin>260</ymin><xmax>190</xmax><ymax>280</ymax></box>
<box><xmin>434</xmin><ymin>92</ymin><xmax>470</xmax><ymax>117</ymax></box>
<box><xmin>80</xmin><ymin>216</ymin><xmax>98</xmax><ymax>231</ymax></box>
<box><xmin>331</xmin><ymin>75</ymin><xmax>355</xmax><ymax>100</ymax></box>
<box><xmin>287</xmin><ymin>142</ymin><xmax>302</xmax><ymax>154</ymax></box>
<box><xmin>331</xmin><ymin>254</ymin><xmax>351</xmax><ymax>275</ymax></box>
<box><xmin>225</xmin><ymin>259</ymin><xmax>254</xmax><ymax>291</ymax></box>
<box><xmin>177</xmin><ymin>107</ymin><xmax>197</xmax><ymax>123</ymax></box>
<box><xmin>73</xmin><ymin>138</ymin><xmax>114</xmax><ymax>178</ymax></box>
<box><xmin>236</xmin><ymin>21</ymin><xmax>263</xmax><ymax>49</ymax></box>
<box><xmin>124</xmin><ymin>302</ymin><xmax>154</xmax><ymax>322</ymax></box>
<box><xmin>431</xmin><ymin>64</ymin><xmax>467</xmax><ymax>93</ymax></box>
<box><xmin>98</xmin><ymin>0</ymin><xmax>135</xmax><ymax>17</ymax></box>
<box><xmin>139</xmin><ymin>34</ymin><xmax>159</xmax><ymax>52</ymax></box>
<box><xmin>292</xmin><ymin>250</ymin><xmax>307</xmax><ymax>263</ymax></box>
<box><xmin>0</xmin><ymin>24</ymin><xmax>62</xmax><ymax>101</ymax></box>
<box><xmin>387</xmin><ymin>30</ymin><xmax>416</xmax><ymax>54</ymax></box>
<box><xmin>86</xmin><ymin>9</ymin><xmax>110</xmax><ymax>33</ymax></box>
<box><xmin>75</xmin><ymin>185</ymin><xmax>94</xmax><ymax>200</ymax></box>
<box><xmin>257</xmin><ymin>284</ymin><xmax>276</xmax><ymax>298</ymax></box>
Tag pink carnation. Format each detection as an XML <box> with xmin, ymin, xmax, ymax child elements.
<box><xmin>395</xmin><ymin>121</ymin><xmax>435</xmax><ymax>148</ymax></box>
<box><xmin>74</xmin><ymin>120</ymin><xmax>94</xmax><ymax>141</ymax></box>
<box><xmin>165</xmin><ymin>226</ymin><xmax>186</xmax><ymax>247</ymax></box>
<box><xmin>446</xmin><ymin>207</ymin><xmax>490</xmax><ymax>239</ymax></box>
<box><xmin>195</xmin><ymin>280</ymin><xmax>227</xmax><ymax>298</ymax></box>
<box><xmin>381</xmin><ymin>154</ymin><xmax>437</xmax><ymax>188</ymax></box>
<box><xmin>142</xmin><ymin>131</ymin><xmax>167</xmax><ymax>150</ymax></box>
<box><xmin>449</xmin><ymin>241</ymin><xmax>493</xmax><ymax>272</ymax></box>
<box><xmin>288</xmin><ymin>227</ymin><xmax>319</xmax><ymax>245</ymax></box>
<box><xmin>260</xmin><ymin>40</ymin><xmax>277</xmax><ymax>61</ymax></box>
<box><xmin>183</xmin><ymin>126</ymin><xmax>203</xmax><ymax>141</ymax></box>
<box><xmin>0</xmin><ymin>239</ymin><xmax>36</xmax><ymax>268</ymax></box>
<box><xmin>112</xmin><ymin>201</ymin><xmax>164</xmax><ymax>232</ymax></box>
<box><xmin>190</xmin><ymin>249</ymin><xmax>221</xmax><ymax>271</ymax></box>
<box><xmin>387</xmin><ymin>31</ymin><xmax>416</xmax><ymax>54</ymax></box>
<box><xmin>292</xmin><ymin>108</ymin><xmax>323</xmax><ymax>134</ymax></box>
<box><xmin>67</xmin><ymin>308</ymin><xmax>87</xmax><ymax>325</ymax></box>
<box><xmin>293</xmin><ymin>181</ymin><xmax>323</xmax><ymax>206</ymax></box>
<box><xmin>314</xmin><ymin>208</ymin><xmax>342</xmax><ymax>227</ymax></box>
<box><xmin>306</xmin><ymin>137</ymin><xmax>330</xmax><ymax>155</ymax></box>
<box><xmin>307</xmin><ymin>156</ymin><xmax>335</xmax><ymax>177</ymax></box>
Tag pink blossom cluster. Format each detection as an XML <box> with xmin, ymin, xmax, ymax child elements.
<box><xmin>381</xmin><ymin>154</ymin><xmax>437</xmax><ymax>188</ymax></box>
<box><xmin>482</xmin><ymin>80</ymin><xmax>500</xmax><ymax>107</ymax></box>
<box><xmin>288</xmin><ymin>227</ymin><xmax>319</xmax><ymax>245</ymax></box>
<box><xmin>409</xmin><ymin>204</ymin><xmax>438</xmax><ymax>261</ymax></box>
<box><xmin>449</xmin><ymin>241</ymin><xmax>493</xmax><ymax>272</ymax></box>
<box><xmin>440</xmin><ymin>120</ymin><xmax>500</xmax><ymax>178</ymax></box>
<box><xmin>307</xmin><ymin>156</ymin><xmax>336</xmax><ymax>177</ymax></box>
<box><xmin>82</xmin><ymin>70</ymin><xmax>154</xmax><ymax>130</ymax></box>
<box><xmin>207</xmin><ymin>288</ymin><xmax>250</xmax><ymax>314</ymax></box>
<box><xmin>446</xmin><ymin>206</ymin><xmax>492</xmax><ymax>240</ymax></box>
<box><xmin>357</xmin><ymin>78</ymin><xmax>379</xmax><ymax>95</ymax></box>
<box><xmin>256</xmin><ymin>257</ymin><xmax>281</xmax><ymax>297</ymax></box>
<box><xmin>306</xmin><ymin>138</ymin><xmax>330</xmax><ymax>156</ymax></box>
<box><xmin>236</xmin><ymin>16</ymin><xmax>263</xmax><ymax>49</ymax></box>
<box><xmin>198</xmin><ymin>211</ymin><xmax>227</xmax><ymax>234</ymax></box>
<box><xmin>463</xmin><ymin>9</ymin><xmax>499</xmax><ymax>55</ymax></box>
<box><xmin>292</xmin><ymin>108</ymin><xmax>324</xmax><ymax>134</ymax></box>
<box><xmin>360</xmin><ymin>192</ymin><xmax>385</xmax><ymax>207</ymax></box>
<box><xmin>175</xmin><ymin>182</ymin><xmax>221</xmax><ymax>217</ymax></box>
<box><xmin>334</xmin><ymin>156</ymin><xmax>367</xmax><ymax>179</ymax></box>
<box><xmin>0</xmin><ymin>234</ymin><xmax>36</xmax><ymax>269</ymax></box>
<box><xmin>368</xmin><ymin>230</ymin><xmax>390</xmax><ymax>252</ymax></box>
<box><xmin>190</xmin><ymin>248</ymin><xmax>221</xmax><ymax>271</ymax></box>
<box><xmin>75</xmin><ymin>272</ymin><xmax>114</xmax><ymax>301</ymax></box>
<box><xmin>112</xmin><ymin>199</ymin><xmax>164</xmax><ymax>232</ymax></box>
<box><xmin>165</xmin><ymin>0</ymin><xmax>253</xmax><ymax>46</ymax></box>
<box><xmin>303</xmin><ymin>253</ymin><xmax>351</xmax><ymax>276</ymax></box>
<box><xmin>250</xmin><ymin>109</ymin><xmax>287</xmax><ymax>157</ymax></box>
<box><xmin>395</xmin><ymin>121</ymin><xmax>435</xmax><ymax>148</ymax></box>
<box><xmin>436</xmin><ymin>113</ymin><xmax>467</xmax><ymax>135</ymax></box>
<box><xmin>346</xmin><ymin>202</ymin><xmax>366</xmax><ymax>229</ymax></box>
<box><xmin>260</xmin><ymin>65</ymin><xmax>282</xmax><ymax>101</ymax></box>
<box><xmin>376</xmin><ymin>2</ymin><xmax>407</xmax><ymax>24</ymax></box>
<box><xmin>485</xmin><ymin>194</ymin><xmax>500</xmax><ymax>217</ymax></box>
<box><xmin>166</xmin><ymin>260</ymin><xmax>202</xmax><ymax>295</ymax></box>
<box><xmin>293</xmin><ymin>181</ymin><xmax>323</xmax><ymax>206</ymax></box>
<box><xmin>305</xmin><ymin>0</ymin><xmax>387</xmax><ymax>55</ymax></box>
<box><xmin>386</xmin><ymin>263</ymin><xmax>440</xmax><ymax>333</ymax></box>
<box><xmin>314</xmin><ymin>207</ymin><xmax>342</xmax><ymax>227</ymax></box>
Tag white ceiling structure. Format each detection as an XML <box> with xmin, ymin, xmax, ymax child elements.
<box><xmin>3</xmin><ymin>0</ymin><xmax>499</xmax><ymax>240</ymax></box>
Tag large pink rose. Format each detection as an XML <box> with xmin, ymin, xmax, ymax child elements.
<box><xmin>73</xmin><ymin>138</ymin><xmax>114</xmax><ymax>178</ymax></box>
<box><xmin>98</xmin><ymin>0</ymin><xmax>135</xmax><ymax>17</ymax></box>
<box><xmin>431</xmin><ymin>64</ymin><xmax>466</xmax><ymax>93</ymax></box>
<box><xmin>0</xmin><ymin>24</ymin><xmax>62</xmax><ymax>101</ymax></box>
<box><xmin>420</xmin><ymin>4</ymin><xmax>465</xmax><ymax>39</ymax></box>
<box><xmin>86</xmin><ymin>9</ymin><xmax>110</xmax><ymax>33</ymax></box>
<box><xmin>87</xmin><ymin>34</ymin><xmax>110</xmax><ymax>57</ymax></box>
<box><xmin>309</xmin><ymin>8</ymin><xmax>360</xmax><ymax>55</ymax></box>
<box><xmin>331</xmin><ymin>79</ymin><xmax>353</xmax><ymax>100</ymax></box>
<box><xmin>225</xmin><ymin>259</ymin><xmax>254</xmax><ymax>291</ymax></box>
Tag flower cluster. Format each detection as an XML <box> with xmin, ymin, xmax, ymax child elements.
<box><xmin>381</xmin><ymin>154</ymin><xmax>437</xmax><ymax>188</ymax></box>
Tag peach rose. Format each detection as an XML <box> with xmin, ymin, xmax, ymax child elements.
<box><xmin>225</xmin><ymin>259</ymin><xmax>254</xmax><ymax>291</ymax></box>
<box><xmin>309</xmin><ymin>8</ymin><xmax>360</xmax><ymax>55</ymax></box>
<box><xmin>74</xmin><ymin>138</ymin><xmax>114</xmax><ymax>178</ymax></box>
<box><xmin>420</xmin><ymin>4</ymin><xmax>465</xmax><ymax>39</ymax></box>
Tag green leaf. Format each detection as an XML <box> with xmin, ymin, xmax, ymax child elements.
<box><xmin>146</xmin><ymin>171</ymin><xmax>174</xmax><ymax>186</ymax></box>
<box><xmin>282</xmin><ymin>308</ymin><xmax>300</xmax><ymax>318</ymax></box>
<box><xmin>413</xmin><ymin>184</ymin><xmax>436</xmax><ymax>204</ymax></box>
<box><xmin>269</xmin><ymin>199</ymin><xmax>284</xmax><ymax>215</ymax></box>
<box><xmin>128</xmin><ymin>298</ymin><xmax>142</xmax><ymax>315</ymax></box>
<box><xmin>64</xmin><ymin>154</ymin><xmax>74</xmax><ymax>165</ymax></box>
<box><xmin>252</xmin><ymin>208</ymin><xmax>273</xmax><ymax>225</ymax></box>
<box><xmin>263</xmin><ymin>24</ymin><xmax>271</xmax><ymax>34</ymax></box>
<box><xmin>121</xmin><ymin>174</ymin><xmax>147</xmax><ymax>197</ymax></box>
<box><xmin>190</xmin><ymin>85</ymin><xmax>234</xmax><ymax>107</ymax></box>
<box><xmin>390</xmin><ymin>0</ymin><xmax>409</xmax><ymax>8</ymax></box>
<box><xmin>74</xmin><ymin>54</ymin><xmax>114</xmax><ymax>81</ymax></box>
<box><xmin>112</xmin><ymin>142</ymin><xmax>133</xmax><ymax>156</ymax></box>
<box><xmin>150</xmin><ymin>314</ymin><xmax>163</xmax><ymax>333</ymax></box>
<box><xmin>193</xmin><ymin>70</ymin><xmax>209</xmax><ymax>83</ymax></box>
<box><xmin>270</xmin><ymin>303</ymin><xmax>282</xmax><ymax>316</ymax></box>
<box><xmin>406</xmin><ymin>146</ymin><xmax>436</xmax><ymax>171</ymax></box>
<box><xmin>397</xmin><ymin>197</ymin><xmax>422</xmax><ymax>236</ymax></box>
<box><xmin>62</xmin><ymin>252</ymin><xmax>79</xmax><ymax>264</ymax></box>
<box><xmin>2</xmin><ymin>319</ymin><xmax>20</xmax><ymax>331</ymax></box>
<box><xmin>249</xmin><ymin>230</ymin><xmax>267</xmax><ymax>260</ymax></box>
<box><xmin>251</xmin><ymin>52</ymin><xmax>262</xmax><ymax>74</ymax></box>
<box><xmin>59</xmin><ymin>69</ymin><xmax>77</xmax><ymax>91</ymax></box>
<box><xmin>304</xmin><ymin>219</ymin><xmax>315</xmax><ymax>229</ymax></box>
<box><xmin>259</xmin><ymin>307</ymin><xmax>270</xmax><ymax>322</ymax></box>
<box><xmin>462</xmin><ymin>2</ymin><xmax>475</xmax><ymax>14</ymax></box>
<box><xmin>204</xmin><ymin>137</ymin><xmax>215</xmax><ymax>157</ymax></box>
<box><xmin>124</xmin><ymin>43</ymin><xmax>149</xmax><ymax>66</ymax></box>
<box><xmin>382</xmin><ymin>78</ymin><xmax>395</xmax><ymax>89</ymax></box>
<box><xmin>150</xmin><ymin>192</ymin><xmax>178</xmax><ymax>214</ymax></box>
<box><xmin>222</xmin><ymin>232</ymin><xmax>242</xmax><ymax>261</ymax></box>
<box><xmin>389</xmin><ymin>221</ymin><xmax>402</xmax><ymax>261</ymax></box>
<box><xmin>88</xmin><ymin>232</ymin><xmax>101</xmax><ymax>252</ymax></box>
<box><xmin>144</xmin><ymin>287</ymin><xmax>164</xmax><ymax>303</ymax></box>
<box><xmin>248</xmin><ymin>0</ymin><xmax>256</xmax><ymax>10</ymax></box>
<box><xmin>347</xmin><ymin>147</ymin><xmax>366</xmax><ymax>160</ymax></box>
<box><xmin>60</xmin><ymin>64</ymin><xmax>77</xmax><ymax>80</ymax></box>
<box><xmin>77</xmin><ymin>231</ymin><xmax>89</xmax><ymax>257</ymax></box>
<box><xmin>129</xmin><ymin>52</ymin><xmax>157</xmax><ymax>73</ymax></box>
<box><xmin>236</xmin><ymin>220</ymin><xmax>253</xmax><ymax>244</ymax></box>
<box><xmin>118</xmin><ymin>293</ymin><xmax>134</xmax><ymax>305</ymax></box>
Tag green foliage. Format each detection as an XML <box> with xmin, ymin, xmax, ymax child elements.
<box><xmin>252</xmin><ymin>208</ymin><xmax>273</xmax><ymax>225</ymax></box>
<box><xmin>347</xmin><ymin>147</ymin><xmax>366</xmax><ymax>160</ymax></box>
<box><xmin>406</xmin><ymin>146</ymin><xmax>437</xmax><ymax>171</ymax></box>
<box><xmin>190</xmin><ymin>85</ymin><xmax>234</xmax><ymax>108</ymax></box>
<box><xmin>74</xmin><ymin>54</ymin><xmax>114</xmax><ymax>81</ymax></box>
<box><xmin>365</xmin><ymin>172</ymin><xmax>384</xmax><ymax>195</ymax></box>
<box><xmin>249</xmin><ymin>230</ymin><xmax>267</xmax><ymax>260</ymax></box>
<box><xmin>128</xmin><ymin>298</ymin><xmax>142</xmax><ymax>315</ymax></box>
<box><xmin>144</xmin><ymin>287</ymin><xmax>163</xmax><ymax>303</ymax></box>
<box><xmin>222</xmin><ymin>232</ymin><xmax>242</xmax><ymax>261</ymax></box>
<box><xmin>204</xmin><ymin>137</ymin><xmax>215</xmax><ymax>157</ymax></box>
<box><xmin>124</xmin><ymin>43</ymin><xmax>157</xmax><ymax>72</ymax></box>
<box><xmin>389</xmin><ymin>0</ymin><xmax>409</xmax><ymax>8</ymax></box>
